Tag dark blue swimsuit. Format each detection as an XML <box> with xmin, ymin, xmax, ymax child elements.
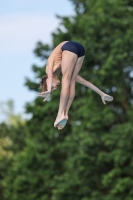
<box><xmin>62</xmin><ymin>41</ymin><xmax>85</xmax><ymax>57</ymax></box>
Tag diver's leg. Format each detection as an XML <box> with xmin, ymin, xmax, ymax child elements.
<box><xmin>58</xmin><ymin>56</ymin><xmax>85</xmax><ymax>129</ymax></box>
<box><xmin>64</xmin><ymin>56</ymin><xmax>85</xmax><ymax>118</ymax></box>
<box><xmin>54</xmin><ymin>51</ymin><xmax>77</xmax><ymax>127</ymax></box>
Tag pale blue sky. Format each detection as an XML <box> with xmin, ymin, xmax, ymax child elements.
<box><xmin>0</xmin><ymin>0</ymin><xmax>74</xmax><ymax>121</ymax></box>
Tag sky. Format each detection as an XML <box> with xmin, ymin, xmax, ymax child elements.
<box><xmin>0</xmin><ymin>0</ymin><xmax>74</xmax><ymax>121</ymax></box>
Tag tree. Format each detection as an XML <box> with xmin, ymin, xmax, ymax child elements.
<box><xmin>0</xmin><ymin>101</ymin><xmax>27</xmax><ymax>200</ymax></box>
<box><xmin>3</xmin><ymin>0</ymin><xmax>133</xmax><ymax>200</ymax></box>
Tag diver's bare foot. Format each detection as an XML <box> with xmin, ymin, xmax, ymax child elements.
<box><xmin>57</xmin><ymin>115</ymin><xmax>68</xmax><ymax>130</ymax></box>
<box><xmin>54</xmin><ymin>115</ymin><xmax>66</xmax><ymax>128</ymax></box>
<box><xmin>58</xmin><ymin>119</ymin><xmax>68</xmax><ymax>130</ymax></box>
<box><xmin>65</xmin><ymin>115</ymin><xmax>68</xmax><ymax>120</ymax></box>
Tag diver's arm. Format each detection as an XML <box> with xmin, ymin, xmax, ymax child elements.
<box><xmin>76</xmin><ymin>75</ymin><xmax>104</xmax><ymax>96</ymax></box>
<box><xmin>76</xmin><ymin>75</ymin><xmax>113</xmax><ymax>104</ymax></box>
<box><xmin>46</xmin><ymin>66</ymin><xmax>53</xmax><ymax>92</ymax></box>
<box><xmin>46</xmin><ymin>58</ymin><xmax>54</xmax><ymax>92</ymax></box>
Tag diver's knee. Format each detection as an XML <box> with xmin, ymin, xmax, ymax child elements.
<box><xmin>62</xmin><ymin>77</ymin><xmax>71</xmax><ymax>87</ymax></box>
<box><xmin>70</xmin><ymin>78</ymin><xmax>76</xmax><ymax>86</ymax></box>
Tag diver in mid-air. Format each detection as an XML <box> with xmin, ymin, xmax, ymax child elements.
<box><xmin>38</xmin><ymin>41</ymin><xmax>113</xmax><ymax>130</ymax></box>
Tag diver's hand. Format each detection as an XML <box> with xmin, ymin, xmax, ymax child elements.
<box><xmin>101</xmin><ymin>93</ymin><xmax>113</xmax><ymax>104</ymax></box>
<box><xmin>38</xmin><ymin>91</ymin><xmax>51</xmax><ymax>102</ymax></box>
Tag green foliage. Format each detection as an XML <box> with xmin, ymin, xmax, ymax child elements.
<box><xmin>0</xmin><ymin>100</ymin><xmax>25</xmax><ymax>126</ymax></box>
<box><xmin>0</xmin><ymin>100</ymin><xmax>28</xmax><ymax>200</ymax></box>
<box><xmin>0</xmin><ymin>122</ymin><xmax>28</xmax><ymax>200</ymax></box>
<box><xmin>2</xmin><ymin>0</ymin><xmax>133</xmax><ymax>200</ymax></box>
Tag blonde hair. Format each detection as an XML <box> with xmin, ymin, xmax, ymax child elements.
<box><xmin>40</xmin><ymin>75</ymin><xmax>48</xmax><ymax>92</ymax></box>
